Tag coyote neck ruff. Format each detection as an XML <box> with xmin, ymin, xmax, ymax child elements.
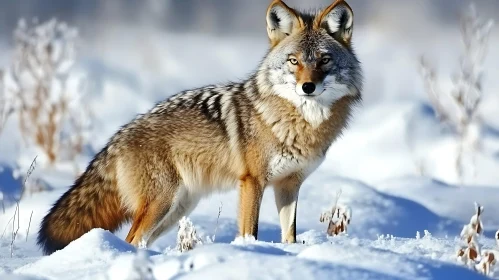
<box><xmin>37</xmin><ymin>0</ymin><xmax>363</xmax><ymax>255</ymax></box>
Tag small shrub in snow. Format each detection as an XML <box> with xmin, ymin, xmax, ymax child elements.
<box><xmin>477</xmin><ymin>231</ymin><xmax>499</xmax><ymax>276</ymax></box>
<box><xmin>477</xmin><ymin>250</ymin><xmax>497</xmax><ymax>276</ymax></box>
<box><xmin>456</xmin><ymin>202</ymin><xmax>499</xmax><ymax>276</ymax></box>
<box><xmin>320</xmin><ymin>206</ymin><xmax>352</xmax><ymax>236</ymax></box>
<box><xmin>457</xmin><ymin>202</ymin><xmax>483</xmax><ymax>266</ymax></box>
<box><xmin>320</xmin><ymin>190</ymin><xmax>352</xmax><ymax>236</ymax></box>
<box><xmin>419</xmin><ymin>4</ymin><xmax>494</xmax><ymax>183</ymax></box>
<box><xmin>474</xmin><ymin>229</ymin><xmax>499</xmax><ymax>277</ymax></box>
<box><xmin>6</xmin><ymin>18</ymin><xmax>91</xmax><ymax>175</ymax></box>
<box><xmin>176</xmin><ymin>216</ymin><xmax>202</xmax><ymax>253</ymax></box>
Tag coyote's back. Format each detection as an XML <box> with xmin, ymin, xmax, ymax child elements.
<box><xmin>38</xmin><ymin>0</ymin><xmax>362</xmax><ymax>255</ymax></box>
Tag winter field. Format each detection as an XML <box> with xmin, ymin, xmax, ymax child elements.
<box><xmin>1</xmin><ymin>2</ymin><xmax>499</xmax><ymax>279</ymax></box>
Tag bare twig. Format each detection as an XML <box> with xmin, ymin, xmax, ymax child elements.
<box><xmin>320</xmin><ymin>189</ymin><xmax>342</xmax><ymax>223</ymax></box>
<box><xmin>331</xmin><ymin>189</ymin><xmax>342</xmax><ymax>218</ymax></box>
<box><xmin>419</xmin><ymin>57</ymin><xmax>452</xmax><ymax>124</ymax></box>
<box><xmin>212</xmin><ymin>202</ymin><xmax>223</xmax><ymax>242</ymax></box>
<box><xmin>418</xmin><ymin>4</ymin><xmax>493</xmax><ymax>184</ymax></box>
<box><xmin>1</xmin><ymin>215</ymin><xmax>14</xmax><ymax>238</ymax></box>
<box><xmin>327</xmin><ymin>189</ymin><xmax>343</xmax><ymax>236</ymax></box>
<box><xmin>26</xmin><ymin>210</ymin><xmax>33</xmax><ymax>242</ymax></box>
<box><xmin>10</xmin><ymin>156</ymin><xmax>37</xmax><ymax>257</ymax></box>
<box><xmin>20</xmin><ymin>156</ymin><xmax>38</xmax><ymax>198</ymax></box>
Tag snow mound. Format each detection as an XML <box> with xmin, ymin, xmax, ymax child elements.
<box><xmin>291</xmin><ymin>176</ymin><xmax>461</xmax><ymax>238</ymax></box>
<box><xmin>164</xmin><ymin>243</ymin><xmax>388</xmax><ymax>280</ymax></box>
<box><xmin>15</xmin><ymin>229</ymin><xmax>138</xmax><ymax>279</ymax></box>
<box><xmin>378</xmin><ymin>177</ymin><xmax>499</xmax><ymax>234</ymax></box>
<box><xmin>11</xmin><ymin>236</ymin><xmax>492</xmax><ymax>280</ymax></box>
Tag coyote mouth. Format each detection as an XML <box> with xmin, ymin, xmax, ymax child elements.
<box><xmin>297</xmin><ymin>89</ymin><xmax>326</xmax><ymax>98</ymax></box>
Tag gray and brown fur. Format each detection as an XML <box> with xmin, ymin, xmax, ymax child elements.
<box><xmin>37</xmin><ymin>0</ymin><xmax>362</xmax><ymax>254</ymax></box>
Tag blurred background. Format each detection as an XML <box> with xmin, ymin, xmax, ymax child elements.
<box><xmin>0</xmin><ymin>0</ymin><xmax>498</xmax><ymax>202</ymax></box>
<box><xmin>1</xmin><ymin>0</ymin><xmax>499</xmax><ymax>35</ymax></box>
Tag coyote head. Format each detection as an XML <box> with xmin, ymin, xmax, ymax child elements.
<box><xmin>257</xmin><ymin>0</ymin><xmax>363</xmax><ymax>126</ymax></box>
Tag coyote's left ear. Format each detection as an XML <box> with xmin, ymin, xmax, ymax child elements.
<box><xmin>316</xmin><ymin>0</ymin><xmax>354</xmax><ymax>46</ymax></box>
<box><xmin>266</xmin><ymin>0</ymin><xmax>302</xmax><ymax>47</ymax></box>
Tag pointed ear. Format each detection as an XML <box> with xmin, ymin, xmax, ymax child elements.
<box><xmin>266</xmin><ymin>0</ymin><xmax>302</xmax><ymax>47</ymax></box>
<box><xmin>315</xmin><ymin>0</ymin><xmax>354</xmax><ymax>46</ymax></box>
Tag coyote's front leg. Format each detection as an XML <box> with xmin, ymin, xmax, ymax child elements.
<box><xmin>273</xmin><ymin>172</ymin><xmax>303</xmax><ymax>243</ymax></box>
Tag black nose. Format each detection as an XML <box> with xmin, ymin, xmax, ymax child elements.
<box><xmin>302</xmin><ymin>83</ymin><xmax>316</xmax><ymax>94</ymax></box>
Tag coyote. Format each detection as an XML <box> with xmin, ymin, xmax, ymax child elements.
<box><xmin>38</xmin><ymin>0</ymin><xmax>362</xmax><ymax>254</ymax></box>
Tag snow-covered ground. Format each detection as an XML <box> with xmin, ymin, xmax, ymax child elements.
<box><xmin>1</xmin><ymin>175</ymin><xmax>498</xmax><ymax>279</ymax></box>
<box><xmin>1</xmin><ymin>5</ymin><xmax>499</xmax><ymax>279</ymax></box>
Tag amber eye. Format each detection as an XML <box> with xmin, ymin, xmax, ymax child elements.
<box><xmin>288</xmin><ymin>57</ymin><xmax>298</xmax><ymax>65</ymax></box>
<box><xmin>321</xmin><ymin>57</ymin><xmax>331</xmax><ymax>65</ymax></box>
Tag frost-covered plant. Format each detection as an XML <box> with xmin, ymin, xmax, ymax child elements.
<box><xmin>475</xmin><ymin>229</ymin><xmax>499</xmax><ymax>276</ymax></box>
<box><xmin>176</xmin><ymin>216</ymin><xmax>202</xmax><ymax>253</ymax></box>
<box><xmin>419</xmin><ymin>4</ymin><xmax>494</xmax><ymax>183</ymax></box>
<box><xmin>477</xmin><ymin>250</ymin><xmax>497</xmax><ymax>276</ymax></box>
<box><xmin>6</xmin><ymin>18</ymin><xmax>91</xmax><ymax>174</ymax></box>
<box><xmin>457</xmin><ymin>202</ymin><xmax>483</xmax><ymax>266</ymax></box>
<box><xmin>456</xmin><ymin>202</ymin><xmax>499</xmax><ymax>276</ymax></box>
<box><xmin>320</xmin><ymin>190</ymin><xmax>352</xmax><ymax>236</ymax></box>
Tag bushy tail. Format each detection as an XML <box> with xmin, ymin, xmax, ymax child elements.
<box><xmin>37</xmin><ymin>156</ymin><xmax>129</xmax><ymax>255</ymax></box>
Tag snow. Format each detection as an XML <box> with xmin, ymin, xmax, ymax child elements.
<box><xmin>0</xmin><ymin>228</ymin><xmax>492</xmax><ymax>280</ymax></box>
<box><xmin>2</xmin><ymin>176</ymin><xmax>499</xmax><ymax>279</ymax></box>
<box><xmin>1</xmin><ymin>3</ymin><xmax>499</xmax><ymax>279</ymax></box>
